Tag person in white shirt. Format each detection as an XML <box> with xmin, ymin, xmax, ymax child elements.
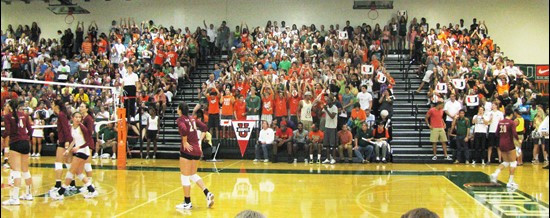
<box><xmin>122</xmin><ymin>65</ymin><xmax>140</xmax><ymax>119</ymax></box>
<box><xmin>444</xmin><ymin>94</ymin><xmax>462</xmax><ymax>128</ymax></box>
<box><xmin>487</xmin><ymin>103</ymin><xmax>504</xmax><ymax>164</ymax></box>
<box><xmin>537</xmin><ymin>108</ymin><xmax>549</xmax><ymax>169</ymax></box>
<box><xmin>357</xmin><ymin>85</ymin><xmax>373</xmax><ymax>111</ymax></box>
<box><xmin>174</xmin><ymin>62</ymin><xmax>187</xmax><ymax>86</ymax></box>
<box><xmin>472</xmin><ymin>107</ymin><xmax>490</xmax><ymax>165</ymax></box>
<box><xmin>365</xmin><ymin>109</ymin><xmax>376</xmax><ymax>129</ymax></box>
<box><xmin>145</xmin><ymin>108</ymin><xmax>160</xmax><ymax>159</ymax></box>
<box><xmin>255</xmin><ymin>121</ymin><xmax>274</xmax><ymax>162</ymax></box>
<box><xmin>203</xmin><ymin>20</ymin><xmax>217</xmax><ymax>55</ymax></box>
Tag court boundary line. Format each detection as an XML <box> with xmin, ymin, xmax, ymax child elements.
<box><xmin>442</xmin><ymin>178</ymin><xmax>499</xmax><ymax>218</ymax></box>
<box><xmin>112</xmin><ymin>160</ymin><xmax>243</xmax><ymax>217</ymax></box>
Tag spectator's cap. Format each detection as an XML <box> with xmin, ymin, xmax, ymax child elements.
<box><xmin>282</xmin><ymin>53</ymin><xmax>287</xmax><ymax>57</ymax></box>
<box><xmin>304</xmin><ymin>91</ymin><xmax>312</xmax><ymax>96</ymax></box>
<box><xmin>231</xmin><ymin>46</ymin><xmax>236</xmax><ymax>50</ymax></box>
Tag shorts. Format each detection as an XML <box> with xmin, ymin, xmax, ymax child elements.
<box><xmin>323</xmin><ymin>128</ymin><xmax>337</xmax><ymax>147</ymax></box>
<box><xmin>430</xmin><ymin>128</ymin><xmax>447</xmax><ymax>143</ymax></box>
<box><xmin>180</xmin><ymin>151</ymin><xmax>201</xmax><ymax>160</ymax></box>
<box><xmin>382</xmin><ymin>39</ymin><xmax>390</xmax><ymax>43</ymax></box>
<box><xmin>208</xmin><ymin>114</ymin><xmax>220</xmax><ymax>128</ymax></box>
<box><xmin>261</xmin><ymin>114</ymin><xmax>273</xmax><ymax>125</ymax></box>
<box><xmin>10</xmin><ymin>140</ymin><xmax>30</xmax><ymax>155</ymax></box>
<box><xmin>74</xmin><ymin>147</ymin><xmax>90</xmax><ymax>160</ymax></box>
<box><xmin>147</xmin><ymin>130</ymin><xmax>158</xmax><ymax>140</ymax></box>
<box><xmin>513</xmin><ymin>134</ymin><xmax>524</xmax><ymax>147</ymax></box>
<box><xmin>294</xmin><ymin>142</ymin><xmax>307</xmax><ymax>149</ymax></box>
<box><xmin>57</xmin><ymin>142</ymin><xmax>68</xmax><ymax>148</ymax></box>
<box><xmin>422</xmin><ymin>70</ymin><xmax>433</xmax><ymax>83</ymax></box>
<box><xmin>301</xmin><ymin>120</ymin><xmax>313</xmax><ymax>131</ymax></box>
<box><xmin>487</xmin><ymin>133</ymin><xmax>499</xmax><ymax>147</ymax></box>
<box><xmin>499</xmin><ymin>143</ymin><xmax>515</xmax><ymax>153</ymax></box>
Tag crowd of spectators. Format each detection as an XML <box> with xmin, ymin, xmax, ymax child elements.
<box><xmin>1</xmin><ymin>15</ymin><xmax>548</xmax><ymax>166</ymax></box>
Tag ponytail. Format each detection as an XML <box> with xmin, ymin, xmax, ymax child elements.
<box><xmin>54</xmin><ymin>100</ymin><xmax>70</xmax><ymax>121</ymax></box>
<box><xmin>9</xmin><ymin>100</ymin><xmax>19</xmax><ymax>129</ymax></box>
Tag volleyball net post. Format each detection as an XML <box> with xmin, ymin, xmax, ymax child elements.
<box><xmin>116</xmin><ymin>108</ymin><xmax>127</xmax><ymax>169</ymax></box>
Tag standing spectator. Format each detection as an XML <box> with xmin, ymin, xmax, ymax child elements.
<box><xmin>513</xmin><ymin>109</ymin><xmax>525</xmax><ymax>165</ymax></box>
<box><xmin>322</xmin><ymin>96</ymin><xmax>338</xmax><ymax>164</ymax></box>
<box><xmin>426</xmin><ymin>101</ymin><xmax>451</xmax><ymax>161</ymax></box>
<box><xmin>487</xmin><ymin>103</ymin><xmax>504</xmax><ymax>164</ymax></box>
<box><xmin>245</xmin><ymin>87</ymin><xmax>261</xmax><ymax>128</ymax></box>
<box><xmin>260</xmin><ymin>84</ymin><xmax>274</xmax><ymax>125</ymax></box>
<box><xmin>357</xmin><ymin>85</ymin><xmax>373</xmax><ymax>111</ymax></box>
<box><xmin>537</xmin><ymin>107</ymin><xmax>549</xmax><ymax>169</ymax></box>
<box><xmin>123</xmin><ymin>65</ymin><xmax>140</xmax><ymax>119</ymax></box>
<box><xmin>472</xmin><ymin>107</ymin><xmax>489</xmax><ymax>165</ymax></box>
<box><xmin>255</xmin><ymin>120</ymin><xmax>273</xmax><ymax>162</ymax></box>
<box><xmin>532</xmin><ymin>106</ymin><xmax>548</xmax><ymax>164</ymax></box>
<box><xmin>203</xmin><ymin>20</ymin><xmax>217</xmax><ymax>56</ymax></box>
<box><xmin>206</xmin><ymin>87</ymin><xmax>221</xmax><ymax>139</ymax></box>
<box><xmin>273</xmin><ymin>123</ymin><xmax>293</xmax><ymax>163</ymax></box>
<box><xmin>307</xmin><ymin>124</ymin><xmax>324</xmax><ymax>164</ymax></box>
<box><xmin>298</xmin><ymin>91</ymin><xmax>314</xmax><ymax>131</ymax></box>
<box><xmin>337</xmin><ymin>124</ymin><xmax>353</xmax><ymax>163</ymax></box>
<box><xmin>216</xmin><ymin>21</ymin><xmax>230</xmax><ymax>55</ymax></box>
<box><xmin>292</xmin><ymin>122</ymin><xmax>309</xmax><ymax>163</ymax></box>
<box><xmin>354</xmin><ymin>122</ymin><xmax>374</xmax><ymax>163</ymax></box>
<box><xmin>450</xmin><ymin>110</ymin><xmax>470</xmax><ymax>164</ymax></box>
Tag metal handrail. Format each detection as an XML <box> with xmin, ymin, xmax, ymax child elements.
<box><xmin>414</xmin><ymin>105</ymin><xmax>422</xmax><ymax>148</ymax></box>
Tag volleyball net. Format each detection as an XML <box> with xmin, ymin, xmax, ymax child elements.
<box><xmin>1</xmin><ymin>77</ymin><xmax>129</xmax><ymax>168</ymax></box>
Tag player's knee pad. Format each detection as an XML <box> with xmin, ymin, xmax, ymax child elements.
<box><xmin>55</xmin><ymin>162</ymin><xmax>63</xmax><ymax>170</ymax></box>
<box><xmin>11</xmin><ymin>171</ymin><xmax>21</xmax><ymax>179</ymax></box>
<box><xmin>181</xmin><ymin>175</ymin><xmax>191</xmax><ymax>186</ymax></box>
<box><xmin>84</xmin><ymin>163</ymin><xmax>92</xmax><ymax>172</ymax></box>
<box><xmin>510</xmin><ymin>161</ymin><xmax>517</xmax><ymax>168</ymax></box>
<box><xmin>22</xmin><ymin>171</ymin><xmax>31</xmax><ymax>180</ymax></box>
<box><xmin>190</xmin><ymin>174</ymin><xmax>201</xmax><ymax>183</ymax></box>
<box><xmin>77</xmin><ymin>174</ymin><xmax>85</xmax><ymax>180</ymax></box>
<box><xmin>502</xmin><ymin>162</ymin><xmax>510</xmax><ymax>167</ymax></box>
<box><xmin>65</xmin><ymin>172</ymin><xmax>74</xmax><ymax>180</ymax></box>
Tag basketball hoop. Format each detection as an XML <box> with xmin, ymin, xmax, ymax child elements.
<box><xmin>65</xmin><ymin>11</ymin><xmax>74</xmax><ymax>24</ymax></box>
<box><xmin>368</xmin><ymin>2</ymin><xmax>379</xmax><ymax>20</ymax></box>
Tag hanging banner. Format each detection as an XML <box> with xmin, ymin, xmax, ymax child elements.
<box><xmin>436</xmin><ymin>82</ymin><xmax>447</xmax><ymax>94</ymax></box>
<box><xmin>361</xmin><ymin>65</ymin><xmax>374</xmax><ymax>75</ymax></box>
<box><xmin>466</xmin><ymin>95</ymin><xmax>479</xmax><ymax>106</ymax></box>
<box><xmin>517</xmin><ymin>64</ymin><xmax>536</xmax><ymax>81</ymax></box>
<box><xmin>232</xmin><ymin>120</ymin><xmax>256</xmax><ymax>157</ymax></box>
<box><xmin>452</xmin><ymin>79</ymin><xmax>466</xmax><ymax>90</ymax></box>
<box><xmin>536</xmin><ymin>65</ymin><xmax>549</xmax><ymax>81</ymax></box>
<box><xmin>220</xmin><ymin>119</ymin><xmax>232</xmax><ymax>127</ymax></box>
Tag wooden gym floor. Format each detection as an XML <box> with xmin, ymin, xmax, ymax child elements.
<box><xmin>1</xmin><ymin>157</ymin><xmax>548</xmax><ymax>218</ymax></box>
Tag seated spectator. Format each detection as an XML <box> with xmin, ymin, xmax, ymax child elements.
<box><xmin>308</xmin><ymin>124</ymin><xmax>324</xmax><ymax>164</ymax></box>
<box><xmin>292</xmin><ymin>122</ymin><xmax>309</xmax><ymax>163</ymax></box>
<box><xmin>254</xmin><ymin>120</ymin><xmax>273</xmax><ymax>162</ymax></box>
<box><xmin>337</xmin><ymin>124</ymin><xmax>354</xmax><ymax>163</ymax></box>
<box><xmin>273</xmin><ymin>122</ymin><xmax>293</xmax><ymax>163</ymax></box>
<box><xmin>354</xmin><ymin>122</ymin><xmax>374</xmax><ymax>163</ymax></box>
<box><xmin>96</xmin><ymin>122</ymin><xmax>117</xmax><ymax>159</ymax></box>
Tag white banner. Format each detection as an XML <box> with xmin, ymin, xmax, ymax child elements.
<box><xmin>466</xmin><ymin>95</ymin><xmax>479</xmax><ymax>106</ymax></box>
<box><xmin>338</xmin><ymin>31</ymin><xmax>348</xmax><ymax>40</ymax></box>
<box><xmin>376</xmin><ymin>73</ymin><xmax>387</xmax><ymax>83</ymax></box>
<box><xmin>361</xmin><ymin>65</ymin><xmax>374</xmax><ymax>75</ymax></box>
<box><xmin>220</xmin><ymin>119</ymin><xmax>232</xmax><ymax>127</ymax></box>
<box><xmin>436</xmin><ymin>83</ymin><xmax>448</xmax><ymax>94</ymax></box>
<box><xmin>452</xmin><ymin>79</ymin><xmax>466</xmax><ymax>90</ymax></box>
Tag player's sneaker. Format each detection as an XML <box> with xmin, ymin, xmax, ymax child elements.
<box><xmin>445</xmin><ymin>156</ymin><xmax>453</xmax><ymax>161</ymax></box>
<box><xmin>68</xmin><ymin>186</ymin><xmax>78</xmax><ymax>193</ymax></box>
<box><xmin>92</xmin><ymin>153</ymin><xmax>99</xmax><ymax>159</ymax></box>
<box><xmin>322</xmin><ymin>159</ymin><xmax>331</xmax><ymax>164</ymax></box>
<box><xmin>84</xmin><ymin>191</ymin><xmax>98</xmax><ymax>199</ymax></box>
<box><xmin>432</xmin><ymin>156</ymin><xmax>437</xmax><ymax>160</ymax></box>
<box><xmin>330</xmin><ymin>159</ymin><xmax>336</xmax><ymax>164</ymax></box>
<box><xmin>206</xmin><ymin>192</ymin><xmax>214</xmax><ymax>208</ymax></box>
<box><xmin>49</xmin><ymin>189</ymin><xmax>64</xmax><ymax>200</ymax></box>
<box><xmin>79</xmin><ymin>186</ymin><xmax>88</xmax><ymax>194</ymax></box>
<box><xmin>263</xmin><ymin>159</ymin><xmax>269</xmax><ymax>163</ymax></box>
<box><xmin>176</xmin><ymin>202</ymin><xmax>192</xmax><ymax>210</ymax></box>
<box><xmin>506</xmin><ymin>182</ymin><xmax>519</xmax><ymax>191</ymax></box>
<box><xmin>490</xmin><ymin>173</ymin><xmax>498</xmax><ymax>183</ymax></box>
<box><xmin>1</xmin><ymin>198</ymin><xmax>20</xmax><ymax>205</ymax></box>
<box><xmin>19</xmin><ymin>194</ymin><xmax>33</xmax><ymax>201</ymax></box>
<box><xmin>253</xmin><ymin>159</ymin><xmax>259</xmax><ymax>162</ymax></box>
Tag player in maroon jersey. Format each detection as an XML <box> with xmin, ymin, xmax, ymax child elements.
<box><xmin>490</xmin><ymin>107</ymin><xmax>520</xmax><ymax>190</ymax></box>
<box><xmin>2</xmin><ymin>100</ymin><xmax>33</xmax><ymax>205</ymax></box>
<box><xmin>175</xmin><ymin>102</ymin><xmax>214</xmax><ymax>210</ymax></box>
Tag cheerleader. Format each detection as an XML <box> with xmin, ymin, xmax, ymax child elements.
<box><xmin>51</xmin><ymin>100</ymin><xmax>74</xmax><ymax>192</ymax></box>
<box><xmin>31</xmin><ymin>111</ymin><xmax>45</xmax><ymax>157</ymax></box>
<box><xmin>79</xmin><ymin>103</ymin><xmax>96</xmax><ymax>192</ymax></box>
<box><xmin>175</xmin><ymin>102</ymin><xmax>214</xmax><ymax>210</ymax></box>
<box><xmin>49</xmin><ymin>112</ymin><xmax>98</xmax><ymax>200</ymax></box>
<box><xmin>2</xmin><ymin>100</ymin><xmax>34</xmax><ymax>205</ymax></box>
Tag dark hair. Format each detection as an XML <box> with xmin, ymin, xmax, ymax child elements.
<box><xmin>505</xmin><ymin>106</ymin><xmax>514</xmax><ymax>117</ymax></box>
<box><xmin>54</xmin><ymin>100</ymin><xmax>70</xmax><ymax>120</ymax></box>
<box><xmin>8</xmin><ymin>99</ymin><xmax>19</xmax><ymax>129</ymax></box>
<box><xmin>81</xmin><ymin>103</ymin><xmax>94</xmax><ymax>118</ymax></box>
<box><xmin>178</xmin><ymin>102</ymin><xmax>189</xmax><ymax>116</ymax></box>
<box><xmin>401</xmin><ymin>208</ymin><xmax>439</xmax><ymax>218</ymax></box>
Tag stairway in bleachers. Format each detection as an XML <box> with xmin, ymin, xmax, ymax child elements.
<box><xmin>386</xmin><ymin>53</ymin><xmax>454</xmax><ymax>163</ymax></box>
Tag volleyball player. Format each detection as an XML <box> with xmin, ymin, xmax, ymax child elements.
<box><xmin>51</xmin><ymin>100</ymin><xmax>73</xmax><ymax>192</ymax></box>
<box><xmin>175</xmin><ymin>102</ymin><xmax>214</xmax><ymax>210</ymax></box>
<box><xmin>79</xmin><ymin>103</ymin><xmax>96</xmax><ymax>193</ymax></box>
<box><xmin>2</xmin><ymin>100</ymin><xmax>34</xmax><ymax>205</ymax></box>
<box><xmin>49</xmin><ymin>112</ymin><xmax>98</xmax><ymax>200</ymax></box>
<box><xmin>490</xmin><ymin>108</ymin><xmax>520</xmax><ymax>190</ymax></box>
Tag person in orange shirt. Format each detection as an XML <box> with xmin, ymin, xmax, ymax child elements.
<box><xmin>350</xmin><ymin>103</ymin><xmax>367</xmax><ymax>133</ymax></box>
<box><xmin>308</xmin><ymin>124</ymin><xmax>324</xmax><ymax>163</ymax></box>
<box><xmin>167</xmin><ymin>48</ymin><xmax>179</xmax><ymax>67</ymax></box>
<box><xmin>207</xmin><ymin>87</ymin><xmax>221</xmax><ymax>139</ymax></box>
<box><xmin>220</xmin><ymin>88</ymin><xmax>235</xmax><ymax>138</ymax></box>
<box><xmin>274</xmin><ymin>89</ymin><xmax>288</xmax><ymax>125</ymax></box>
<box><xmin>288</xmin><ymin>88</ymin><xmax>302</xmax><ymax>127</ymax></box>
<box><xmin>234</xmin><ymin>77</ymin><xmax>250</xmax><ymax>97</ymax></box>
<box><xmin>97</xmin><ymin>36</ymin><xmax>108</xmax><ymax>55</ymax></box>
<box><xmin>234</xmin><ymin>94</ymin><xmax>247</xmax><ymax>121</ymax></box>
<box><xmin>81</xmin><ymin>37</ymin><xmax>93</xmax><ymax>55</ymax></box>
<box><xmin>261</xmin><ymin>85</ymin><xmax>274</xmax><ymax>125</ymax></box>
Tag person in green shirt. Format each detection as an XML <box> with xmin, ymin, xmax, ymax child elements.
<box><xmin>246</xmin><ymin>87</ymin><xmax>261</xmax><ymax>120</ymax></box>
<box><xmin>450</xmin><ymin>110</ymin><xmax>470</xmax><ymax>164</ymax></box>
<box><xmin>353</xmin><ymin>122</ymin><xmax>374</xmax><ymax>163</ymax></box>
<box><xmin>278</xmin><ymin>55</ymin><xmax>291</xmax><ymax>71</ymax></box>
<box><xmin>96</xmin><ymin>122</ymin><xmax>118</xmax><ymax>159</ymax></box>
